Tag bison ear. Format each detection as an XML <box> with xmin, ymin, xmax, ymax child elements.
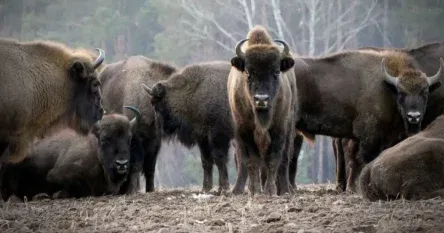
<box><xmin>430</xmin><ymin>81</ymin><xmax>442</xmax><ymax>93</ymax></box>
<box><xmin>152</xmin><ymin>83</ymin><xmax>166</xmax><ymax>98</ymax></box>
<box><xmin>382</xmin><ymin>81</ymin><xmax>398</xmax><ymax>95</ymax></box>
<box><xmin>280</xmin><ymin>57</ymin><xmax>295</xmax><ymax>72</ymax></box>
<box><xmin>231</xmin><ymin>57</ymin><xmax>245</xmax><ymax>72</ymax></box>
<box><xmin>70</xmin><ymin>61</ymin><xmax>88</xmax><ymax>80</ymax></box>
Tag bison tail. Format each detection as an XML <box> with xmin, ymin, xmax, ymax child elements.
<box><xmin>298</xmin><ymin>131</ymin><xmax>316</xmax><ymax>146</ymax></box>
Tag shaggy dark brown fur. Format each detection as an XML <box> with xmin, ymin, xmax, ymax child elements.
<box><xmin>144</xmin><ymin>61</ymin><xmax>233</xmax><ymax>193</ymax></box>
<box><xmin>99</xmin><ymin>55</ymin><xmax>177</xmax><ymax>193</ymax></box>
<box><xmin>0</xmin><ymin>38</ymin><xmax>105</xmax><ymax>164</ymax></box>
<box><xmin>331</xmin><ymin>42</ymin><xmax>444</xmax><ymax>193</ymax></box>
<box><xmin>359</xmin><ymin>115</ymin><xmax>444</xmax><ymax>201</ymax></box>
<box><xmin>228</xmin><ymin>25</ymin><xmax>297</xmax><ymax>196</ymax></box>
<box><xmin>295</xmin><ymin>47</ymin><xmax>444</xmax><ymax>194</ymax></box>
<box><xmin>1</xmin><ymin>111</ymin><xmax>139</xmax><ymax>200</ymax></box>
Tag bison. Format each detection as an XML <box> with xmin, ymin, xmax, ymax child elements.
<box><xmin>359</xmin><ymin>115</ymin><xmax>444</xmax><ymax>201</ymax></box>
<box><xmin>99</xmin><ymin>56</ymin><xmax>177</xmax><ymax>193</ymax></box>
<box><xmin>142</xmin><ymin>61</ymin><xmax>233</xmax><ymax>193</ymax></box>
<box><xmin>227</xmin><ymin>25</ymin><xmax>297</xmax><ymax>196</ymax></box>
<box><xmin>332</xmin><ymin>42</ymin><xmax>444</xmax><ymax>192</ymax></box>
<box><xmin>294</xmin><ymin>48</ymin><xmax>444</xmax><ymax>192</ymax></box>
<box><xmin>0</xmin><ymin>38</ymin><xmax>105</xmax><ymax>164</ymax></box>
<box><xmin>0</xmin><ymin>106</ymin><xmax>140</xmax><ymax>200</ymax></box>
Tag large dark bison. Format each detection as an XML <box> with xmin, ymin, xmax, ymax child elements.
<box><xmin>228</xmin><ymin>25</ymin><xmax>297</xmax><ymax>196</ymax></box>
<box><xmin>143</xmin><ymin>61</ymin><xmax>233</xmax><ymax>193</ymax></box>
<box><xmin>359</xmin><ymin>115</ymin><xmax>444</xmax><ymax>201</ymax></box>
<box><xmin>0</xmin><ymin>107</ymin><xmax>140</xmax><ymax>200</ymax></box>
<box><xmin>99</xmin><ymin>56</ymin><xmax>177</xmax><ymax>193</ymax></box>
<box><xmin>0</xmin><ymin>38</ymin><xmax>105</xmax><ymax>164</ymax></box>
<box><xmin>332</xmin><ymin>42</ymin><xmax>444</xmax><ymax>192</ymax></box>
<box><xmin>294</xmin><ymin>48</ymin><xmax>443</xmax><ymax>193</ymax></box>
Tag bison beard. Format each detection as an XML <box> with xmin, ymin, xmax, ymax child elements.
<box><xmin>228</xmin><ymin>25</ymin><xmax>297</xmax><ymax>197</ymax></box>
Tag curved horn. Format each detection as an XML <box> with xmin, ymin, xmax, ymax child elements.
<box><xmin>274</xmin><ymin>39</ymin><xmax>290</xmax><ymax>58</ymax></box>
<box><xmin>92</xmin><ymin>48</ymin><xmax>105</xmax><ymax>70</ymax></box>
<box><xmin>427</xmin><ymin>57</ymin><xmax>444</xmax><ymax>85</ymax></box>
<box><xmin>235</xmin><ymin>39</ymin><xmax>248</xmax><ymax>58</ymax></box>
<box><xmin>142</xmin><ymin>84</ymin><xmax>153</xmax><ymax>96</ymax></box>
<box><xmin>381</xmin><ymin>58</ymin><xmax>398</xmax><ymax>86</ymax></box>
<box><xmin>124</xmin><ymin>105</ymin><xmax>141</xmax><ymax>129</ymax></box>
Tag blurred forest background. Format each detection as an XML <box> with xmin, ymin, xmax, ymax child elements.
<box><xmin>1</xmin><ymin>0</ymin><xmax>444</xmax><ymax>189</ymax></box>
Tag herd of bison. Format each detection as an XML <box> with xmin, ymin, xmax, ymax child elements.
<box><xmin>1</xmin><ymin>24</ymin><xmax>444</xmax><ymax>230</ymax></box>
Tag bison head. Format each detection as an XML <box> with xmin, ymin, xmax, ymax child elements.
<box><xmin>382</xmin><ymin>57</ymin><xmax>444</xmax><ymax>135</ymax></box>
<box><xmin>142</xmin><ymin>82</ymin><xmax>195</xmax><ymax>145</ymax></box>
<box><xmin>70</xmin><ymin>48</ymin><xmax>105</xmax><ymax>134</ymax></box>
<box><xmin>230</xmin><ymin>39</ymin><xmax>295</xmax><ymax>127</ymax></box>
<box><xmin>91</xmin><ymin>106</ymin><xmax>140</xmax><ymax>183</ymax></box>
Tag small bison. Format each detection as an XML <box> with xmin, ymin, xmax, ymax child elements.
<box><xmin>143</xmin><ymin>61</ymin><xmax>233</xmax><ymax>193</ymax></box>
<box><xmin>1</xmin><ymin>107</ymin><xmax>140</xmax><ymax>200</ymax></box>
<box><xmin>0</xmin><ymin>38</ymin><xmax>105</xmax><ymax>164</ymax></box>
<box><xmin>228</xmin><ymin>25</ymin><xmax>297</xmax><ymax>196</ymax></box>
<box><xmin>359</xmin><ymin>115</ymin><xmax>444</xmax><ymax>201</ymax></box>
<box><xmin>99</xmin><ymin>56</ymin><xmax>177</xmax><ymax>193</ymax></box>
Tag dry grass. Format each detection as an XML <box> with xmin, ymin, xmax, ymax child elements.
<box><xmin>1</xmin><ymin>184</ymin><xmax>443</xmax><ymax>233</ymax></box>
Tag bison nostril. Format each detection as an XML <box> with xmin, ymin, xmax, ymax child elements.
<box><xmin>114</xmin><ymin>159</ymin><xmax>129</xmax><ymax>166</ymax></box>
<box><xmin>407</xmin><ymin>111</ymin><xmax>421</xmax><ymax>123</ymax></box>
<box><xmin>254</xmin><ymin>94</ymin><xmax>269</xmax><ymax>101</ymax></box>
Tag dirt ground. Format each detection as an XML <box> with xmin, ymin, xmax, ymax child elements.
<box><xmin>1</xmin><ymin>184</ymin><xmax>444</xmax><ymax>233</ymax></box>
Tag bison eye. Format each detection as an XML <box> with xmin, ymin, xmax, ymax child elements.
<box><xmin>274</xmin><ymin>70</ymin><xmax>280</xmax><ymax>78</ymax></box>
<box><xmin>91</xmin><ymin>81</ymin><xmax>100</xmax><ymax>93</ymax></box>
<box><xmin>100</xmin><ymin>137</ymin><xmax>110</xmax><ymax>145</ymax></box>
<box><xmin>398</xmin><ymin>93</ymin><xmax>406</xmax><ymax>102</ymax></box>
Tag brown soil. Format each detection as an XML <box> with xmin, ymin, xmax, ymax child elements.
<box><xmin>1</xmin><ymin>184</ymin><xmax>443</xmax><ymax>233</ymax></box>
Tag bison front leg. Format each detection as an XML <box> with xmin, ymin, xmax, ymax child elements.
<box><xmin>289</xmin><ymin>134</ymin><xmax>303</xmax><ymax>191</ymax></box>
<box><xmin>198</xmin><ymin>141</ymin><xmax>214</xmax><ymax>193</ymax></box>
<box><xmin>346</xmin><ymin>139</ymin><xmax>360</xmax><ymax>192</ymax></box>
<box><xmin>275</xmin><ymin>131</ymin><xmax>293</xmax><ymax>196</ymax></box>
<box><xmin>232</xmin><ymin>147</ymin><xmax>248</xmax><ymax>195</ymax></box>
<box><xmin>333</xmin><ymin>138</ymin><xmax>346</xmax><ymax>192</ymax></box>
<box><xmin>142</xmin><ymin>138</ymin><xmax>161</xmax><ymax>193</ymax></box>
<box><xmin>212</xmin><ymin>150</ymin><xmax>230</xmax><ymax>194</ymax></box>
<box><xmin>247</xmin><ymin>156</ymin><xmax>261</xmax><ymax>197</ymax></box>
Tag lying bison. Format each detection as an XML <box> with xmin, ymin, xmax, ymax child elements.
<box><xmin>294</xmin><ymin>48</ymin><xmax>444</xmax><ymax>193</ymax></box>
<box><xmin>143</xmin><ymin>61</ymin><xmax>233</xmax><ymax>193</ymax></box>
<box><xmin>99</xmin><ymin>56</ymin><xmax>177</xmax><ymax>193</ymax></box>
<box><xmin>359</xmin><ymin>115</ymin><xmax>444</xmax><ymax>201</ymax></box>
<box><xmin>332</xmin><ymin>42</ymin><xmax>444</xmax><ymax>192</ymax></box>
<box><xmin>0</xmin><ymin>38</ymin><xmax>105</xmax><ymax>164</ymax></box>
<box><xmin>1</xmin><ymin>107</ymin><xmax>140</xmax><ymax>200</ymax></box>
<box><xmin>228</xmin><ymin>25</ymin><xmax>297</xmax><ymax>196</ymax></box>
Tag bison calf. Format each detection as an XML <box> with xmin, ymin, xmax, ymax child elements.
<box><xmin>1</xmin><ymin>107</ymin><xmax>140</xmax><ymax>200</ymax></box>
<box><xmin>359</xmin><ymin>115</ymin><xmax>444</xmax><ymax>201</ymax></box>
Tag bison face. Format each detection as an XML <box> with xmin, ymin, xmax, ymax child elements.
<box><xmin>92</xmin><ymin>108</ymin><xmax>140</xmax><ymax>183</ymax></box>
<box><xmin>231</xmin><ymin>39</ymin><xmax>295</xmax><ymax>127</ymax></box>
<box><xmin>143</xmin><ymin>83</ymin><xmax>178</xmax><ymax>136</ymax></box>
<box><xmin>382</xmin><ymin>58</ymin><xmax>443</xmax><ymax>135</ymax></box>
<box><xmin>69</xmin><ymin>48</ymin><xmax>105</xmax><ymax>134</ymax></box>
